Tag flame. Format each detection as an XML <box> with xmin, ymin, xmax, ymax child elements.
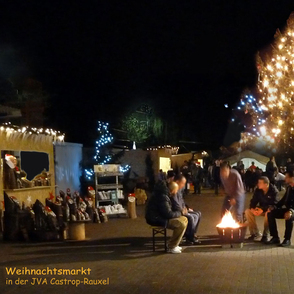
<box><xmin>216</xmin><ymin>211</ymin><xmax>240</xmax><ymax>228</ymax></box>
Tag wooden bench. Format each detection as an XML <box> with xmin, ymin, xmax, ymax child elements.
<box><xmin>150</xmin><ymin>226</ymin><xmax>167</xmax><ymax>252</ymax></box>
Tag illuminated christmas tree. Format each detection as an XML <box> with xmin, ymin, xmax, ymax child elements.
<box><xmin>94</xmin><ymin>121</ymin><xmax>113</xmax><ymax>164</ymax></box>
<box><xmin>256</xmin><ymin>12</ymin><xmax>294</xmax><ymax>153</ymax></box>
<box><xmin>84</xmin><ymin>121</ymin><xmax>130</xmax><ymax>180</ymax></box>
<box><xmin>225</xmin><ymin>92</ymin><xmax>267</xmax><ymax>153</ymax></box>
<box><xmin>231</xmin><ymin>92</ymin><xmax>265</xmax><ymax>136</ymax></box>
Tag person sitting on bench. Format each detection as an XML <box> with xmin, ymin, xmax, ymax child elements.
<box><xmin>172</xmin><ymin>174</ymin><xmax>201</xmax><ymax>245</ymax></box>
<box><xmin>244</xmin><ymin>176</ymin><xmax>279</xmax><ymax>243</ymax></box>
<box><xmin>145</xmin><ymin>181</ymin><xmax>188</xmax><ymax>254</ymax></box>
<box><xmin>266</xmin><ymin>170</ymin><xmax>294</xmax><ymax>247</ymax></box>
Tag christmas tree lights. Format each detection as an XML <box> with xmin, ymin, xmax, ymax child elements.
<box><xmin>84</xmin><ymin>121</ymin><xmax>131</xmax><ymax>180</ymax></box>
<box><xmin>256</xmin><ymin>12</ymin><xmax>294</xmax><ymax>152</ymax></box>
<box><xmin>231</xmin><ymin>93</ymin><xmax>265</xmax><ymax>136</ymax></box>
<box><xmin>85</xmin><ymin>169</ymin><xmax>94</xmax><ymax>180</ymax></box>
<box><xmin>94</xmin><ymin>121</ymin><xmax>114</xmax><ymax>164</ymax></box>
<box><xmin>228</xmin><ymin>93</ymin><xmax>270</xmax><ymax>152</ymax></box>
<box><xmin>120</xmin><ymin>165</ymin><xmax>131</xmax><ymax>173</ymax></box>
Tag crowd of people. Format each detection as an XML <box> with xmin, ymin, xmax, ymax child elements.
<box><xmin>234</xmin><ymin>156</ymin><xmax>289</xmax><ymax>192</ymax></box>
<box><xmin>145</xmin><ymin>155</ymin><xmax>294</xmax><ymax>253</ymax></box>
<box><xmin>220</xmin><ymin>161</ymin><xmax>294</xmax><ymax>247</ymax></box>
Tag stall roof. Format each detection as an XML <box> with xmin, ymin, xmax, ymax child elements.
<box><xmin>224</xmin><ymin>150</ymin><xmax>269</xmax><ymax>166</ymax></box>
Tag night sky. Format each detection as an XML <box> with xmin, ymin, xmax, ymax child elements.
<box><xmin>1</xmin><ymin>1</ymin><xmax>294</xmax><ymax>148</ymax></box>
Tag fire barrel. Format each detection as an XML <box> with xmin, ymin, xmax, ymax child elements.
<box><xmin>216</xmin><ymin>225</ymin><xmax>247</xmax><ymax>246</ymax></box>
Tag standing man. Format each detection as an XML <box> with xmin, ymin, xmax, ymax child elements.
<box><xmin>249</xmin><ymin>161</ymin><xmax>257</xmax><ymax>171</ymax></box>
<box><xmin>275</xmin><ymin>167</ymin><xmax>285</xmax><ymax>191</ymax></box>
<box><xmin>191</xmin><ymin>161</ymin><xmax>203</xmax><ymax>195</ymax></box>
<box><xmin>245</xmin><ymin>176</ymin><xmax>279</xmax><ymax>242</ymax></box>
<box><xmin>213</xmin><ymin>160</ymin><xmax>221</xmax><ymax>195</ymax></box>
<box><xmin>172</xmin><ymin>174</ymin><xmax>202</xmax><ymax>244</ymax></box>
<box><xmin>286</xmin><ymin>158</ymin><xmax>293</xmax><ymax>173</ymax></box>
<box><xmin>220</xmin><ymin>161</ymin><xmax>245</xmax><ymax>223</ymax></box>
<box><xmin>208</xmin><ymin>163</ymin><xmax>214</xmax><ymax>188</ymax></box>
<box><xmin>266</xmin><ymin>170</ymin><xmax>294</xmax><ymax>247</ymax></box>
<box><xmin>266</xmin><ymin>156</ymin><xmax>277</xmax><ymax>184</ymax></box>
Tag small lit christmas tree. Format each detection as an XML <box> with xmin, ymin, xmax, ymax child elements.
<box><xmin>94</xmin><ymin>121</ymin><xmax>114</xmax><ymax>164</ymax></box>
<box><xmin>84</xmin><ymin>121</ymin><xmax>113</xmax><ymax>180</ymax></box>
<box><xmin>257</xmin><ymin>12</ymin><xmax>294</xmax><ymax>153</ymax></box>
<box><xmin>84</xmin><ymin>121</ymin><xmax>130</xmax><ymax>180</ymax></box>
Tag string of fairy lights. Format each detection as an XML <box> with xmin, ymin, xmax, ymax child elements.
<box><xmin>0</xmin><ymin>122</ymin><xmax>65</xmax><ymax>141</ymax></box>
<box><xmin>84</xmin><ymin>165</ymin><xmax>131</xmax><ymax>180</ymax></box>
<box><xmin>93</xmin><ymin>121</ymin><xmax>114</xmax><ymax>163</ymax></box>
<box><xmin>147</xmin><ymin>145</ymin><xmax>179</xmax><ymax>152</ymax></box>
<box><xmin>85</xmin><ymin>169</ymin><xmax>95</xmax><ymax>180</ymax></box>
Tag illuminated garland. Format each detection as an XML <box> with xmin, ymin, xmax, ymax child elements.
<box><xmin>84</xmin><ymin>165</ymin><xmax>131</xmax><ymax>181</ymax></box>
<box><xmin>120</xmin><ymin>165</ymin><xmax>131</xmax><ymax>173</ymax></box>
<box><xmin>1</xmin><ymin>122</ymin><xmax>65</xmax><ymax>141</ymax></box>
<box><xmin>85</xmin><ymin>169</ymin><xmax>94</xmax><ymax>180</ymax></box>
<box><xmin>147</xmin><ymin>145</ymin><xmax>179</xmax><ymax>154</ymax></box>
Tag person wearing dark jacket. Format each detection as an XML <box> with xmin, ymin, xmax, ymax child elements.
<box><xmin>266</xmin><ymin>170</ymin><xmax>294</xmax><ymax>247</ymax></box>
<box><xmin>145</xmin><ymin>180</ymin><xmax>188</xmax><ymax>253</ymax></box>
<box><xmin>213</xmin><ymin>160</ymin><xmax>221</xmax><ymax>195</ymax></box>
<box><xmin>266</xmin><ymin>156</ymin><xmax>277</xmax><ymax>184</ymax></box>
<box><xmin>172</xmin><ymin>174</ymin><xmax>201</xmax><ymax>245</ymax></box>
<box><xmin>191</xmin><ymin>161</ymin><xmax>203</xmax><ymax>194</ymax></box>
<box><xmin>286</xmin><ymin>158</ymin><xmax>294</xmax><ymax>173</ymax></box>
<box><xmin>244</xmin><ymin>168</ymin><xmax>253</xmax><ymax>192</ymax></box>
<box><xmin>244</xmin><ymin>177</ymin><xmax>279</xmax><ymax>242</ymax></box>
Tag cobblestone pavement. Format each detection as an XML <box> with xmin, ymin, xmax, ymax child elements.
<box><xmin>1</xmin><ymin>189</ymin><xmax>294</xmax><ymax>294</ymax></box>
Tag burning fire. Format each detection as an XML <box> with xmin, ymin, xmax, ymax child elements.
<box><xmin>216</xmin><ymin>211</ymin><xmax>240</xmax><ymax>228</ymax></box>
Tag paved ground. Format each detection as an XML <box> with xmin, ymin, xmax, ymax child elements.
<box><xmin>1</xmin><ymin>189</ymin><xmax>294</xmax><ymax>294</ymax></box>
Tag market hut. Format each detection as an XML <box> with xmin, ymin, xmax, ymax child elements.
<box><xmin>224</xmin><ymin>150</ymin><xmax>269</xmax><ymax>171</ymax></box>
<box><xmin>119</xmin><ymin>145</ymin><xmax>180</xmax><ymax>180</ymax></box>
<box><xmin>0</xmin><ymin>123</ymin><xmax>64</xmax><ymax>209</ymax></box>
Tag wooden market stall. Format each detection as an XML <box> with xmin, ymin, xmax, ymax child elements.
<box><xmin>0</xmin><ymin>125</ymin><xmax>64</xmax><ymax>210</ymax></box>
<box><xmin>119</xmin><ymin>146</ymin><xmax>180</xmax><ymax>180</ymax></box>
